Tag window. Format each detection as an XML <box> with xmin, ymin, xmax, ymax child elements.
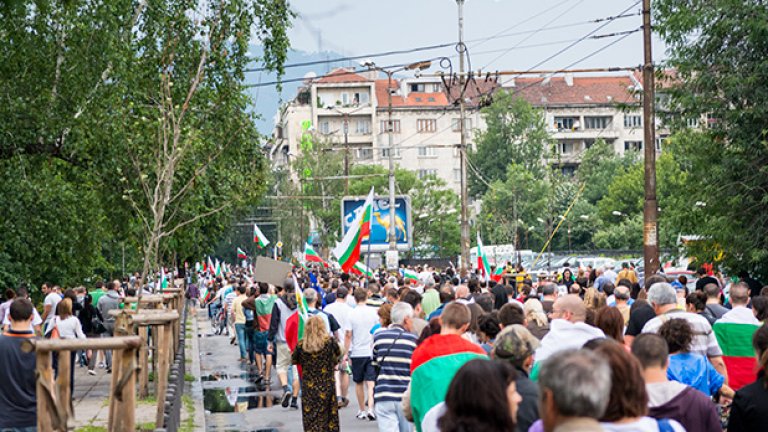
<box><xmin>319</xmin><ymin>121</ymin><xmax>330</xmax><ymax>135</ymax></box>
<box><xmin>417</xmin><ymin>119</ymin><xmax>437</xmax><ymax>133</ymax></box>
<box><xmin>584</xmin><ymin>139</ymin><xmax>595</xmax><ymax>149</ymax></box>
<box><xmin>355</xmin><ymin>120</ymin><xmax>371</xmax><ymax>135</ymax></box>
<box><xmin>560</xmin><ymin>141</ymin><xmax>576</xmax><ymax>154</ymax></box>
<box><xmin>584</xmin><ymin>116</ymin><xmax>612</xmax><ymax>130</ymax></box>
<box><xmin>561</xmin><ymin>166</ymin><xmax>576</xmax><ymax>176</ymax></box>
<box><xmin>686</xmin><ymin>117</ymin><xmax>700</xmax><ymax>128</ymax></box>
<box><xmin>417</xmin><ymin>169</ymin><xmax>437</xmax><ymax>179</ymax></box>
<box><xmin>451</xmin><ymin>118</ymin><xmax>473</xmax><ymax>132</ymax></box>
<box><xmin>357</xmin><ymin>148</ymin><xmax>373</xmax><ymax>160</ymax></box>
<box><xmin>624</xmin><ymin>141</ymin><xmax>643</xmax><ymax>151</ymax></box>
<box><xmin>554</xmin><ymin>117</ymin><xmax>577</xmax><ymax>130</ymax></box>
<box><xmin>341</xmin><ymin>93</ymin><xmax>349</xmax><ymax>105</ymax></box>
<box><xmin>379</xmin><ymin>120</ymin><xmax>401</xmax><ymax>133</ymax></box>
<box><xmin>410</xmin><ymin>83</ymin><xmax>426</xmax><ymax>92</ymax></box>
<box><xmin>432</xmin><ymin>83</ymin><xmax>441</xmax><ymax>92</ymax></box>
<box><xmin>418</xmin><ymin>146</ymin><xmax>436</xmax><ymax>157</ymax></box>
<box><xmin>415</xmin><ymin>97</ymin><xmax>423</xmax><ymax>102</ymax></box>
<box><xmin>428</xmin><ymin>97</ymin><xmax>436</xmax><ymax>102</ymax></box>
<box><xmin>353</xmin><ymin>92</ymin><xmax>369</xmax><ymax>105</ymax></box>
<box><xmin>382</xmin><ymin>147</ymin><xmax>400</xmax><ymax>158</ymax></box>
<box><xmin>453</xmin><ymin>168</ymin><xmax>461</xmax><ymax>182</ymax></box>
<box><xmin>706</xmin><ymin>113</ymin><xmax>718</xmax><ymax>128</ymax></box>
<box><xmin>656</xmin><ymin>134</ymin><xmax>668</xmax><ymax>151</ymax></box>
<box><xmin>624</xmin><ymin>115</ymin><xmax>642</xmax><ymax>128</ymax></box>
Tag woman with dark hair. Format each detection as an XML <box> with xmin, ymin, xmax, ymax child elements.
<box><xmin>685</xmin><ymin>291</ymin><xmax>717</xmax><ymax>324</ymax></box>
<box><xmin>417</xmin><ymin>317</ymin><xmax>441</xmax><ymax>346</ymax></box>
<box><xmin>751</xmin><ymin>296</ymin><xmax>768</xmax><ymax>323</ymax></box>
<box><xmin>423</xmin><ymin>359</ymin><xmax>521</xmax><ymax>432</ymax></box>
<box><xmin>78</xmin><ymin>294</ymin><xmax>104</xmax><ymax>375</ymax></box>
<box><xmin>729</xmin><ymin>324</ymin><xmax>768</xmax><ymax>431</ymax></box>
<box><xmin>586</xmin><ymin>339</ymin><xmax>685</xmax><ymax>431</ymax></box>
<box><xmin>594</xmin><ymin>306</ymin><xmax>625</xmax><ymax>345</ymax></box>
<box><xmin>658</xmin><ymin>318</ymin><xmax>734</xmax><ymax>399</ymax></box>
<box><xmin>477</xmin><ymin>312</ymin><xmax>501</xmax><ymax>354</ymax></box>
<box><xmin>561</xmin><ymin>268</ymin><xmax>575</xmax><ymax>290</ymax></box>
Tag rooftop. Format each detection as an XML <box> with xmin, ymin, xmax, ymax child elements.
<box><xmin>508</xmin><ymin>75</ymin><xmax>638</xmax><ymax>106</ymax></box>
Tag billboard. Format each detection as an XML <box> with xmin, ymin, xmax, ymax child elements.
<box><xmin>341</xmin><ymin>195</ymin><xmax>412</xmax><ymax>252</ymax></box>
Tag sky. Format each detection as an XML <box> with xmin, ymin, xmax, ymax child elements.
<box><xmin>284</xmin><ymin>0</ymin><xmax>667</xmax><ymax>76</ymax></box>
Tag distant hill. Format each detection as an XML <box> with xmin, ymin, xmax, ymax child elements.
<box><xmin>245</xmin><ymin>47</ymin><xmax>351</xmax><ymax>135</ymax></box>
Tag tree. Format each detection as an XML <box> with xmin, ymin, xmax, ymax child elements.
<box><xmin>469</xmin><ymin>92</ymin><xmax>550</xmax><ymax>196</ymax></box>
<box><xmin>576</xmin><ymin>139</ymin><xmax>637</xmax><ymax>205</ymax></box>
<box><xmin>410</xmin><ymin>176</ymin><xmax>461</xmax><ymax>258</ymax></box>
<box><xmin>654</xmin><ymin>0</ymin><xmax>768</xmax><ymax>276</ymax></box>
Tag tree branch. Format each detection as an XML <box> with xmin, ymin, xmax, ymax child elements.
<box><xmin>159</xmin><ymin>201</ymin><xmax>231</xmax><ymax>239</ymax></box>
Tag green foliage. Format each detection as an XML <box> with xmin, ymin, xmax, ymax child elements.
<box><xmin>410</xmin><ymin>176</ymin><xmax>461</xmax><ymax>258</ymax></box>
<box><xmin>577</xmin><ymin>139</ymin><xmax>637</xmax><ymax>204</ymax></box>
<box><xmin>469</xmin><ymin>92</ymin><xmax>550</xmax><ymax>196</ymax></box>
<box><xmin>655</xmin><ymin>0</ymin><xmax>768</xmax><ymax>277</ymax></box>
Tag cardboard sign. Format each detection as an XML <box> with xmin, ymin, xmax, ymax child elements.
<box><xmin>253</xmin><ymin>256</ymin><xmax>293</xmax><ymax>287</ymax></box>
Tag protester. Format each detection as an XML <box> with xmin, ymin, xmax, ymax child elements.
<box><xmin>641</xmin><ymin>282</ymin><xmax>727</xmax><ymax>378</ymax></box>
<box><xmin>232</xmin><ymin>285</ymin><xmax>250</xmax><ymax>363</ymax></box>
<box><xmin>537</xmin><ymin>349</ymin><xmax>611</xmax><ymax>432</ymax></box>
<box><xmin>323</xmin><ymin>285</ymin><xmax>353</xmax><ymax>407</ymax></box>
<box><xmin>421</xmin><ymin>359</ymin><xmax>520</xmax><ymax>432</ymax></box>
<box><xmin>524</xmin><ymin>299</ymin><xmax>550</xmax><ymax>339</ymax></box>
<box><xmin>409</xmin><ymin>302</ymin><xmax>487</xmax><ymax>431</ymax></box>
<box><xmin>97</xmin><ymin>281</ymin><xmax>121</xmax><ymax>373</ymax></box>
<box><xmin>712</xmin><ymin>282</ymin><xmax>761</xmax><ymax>390</ymax></box>
<box><xmin>372</xmin><ymin>302</ymin><xmax>418</xmax><ymax>432</ymax></box>
<box><xmin>584</xmin><ymin>339</ymin><xmax>686</xmax><ymax>431</ymax></box>
<box><xmin>345</xmin><ymin>287</ymin><xmax>380</xmax><ymax>420</ymax></box>
<box><xmin>41</xmin><ymin>283</ymin><xmax>61</xmax><ymax>331</ymax></box>
<box><xmin>492</xmin><ymin>324</ymin><xmax>541</xmax><ymax>432</ymax></box>
<box><xmin>499</xmin><ymin>302</ymin><xmax>525</xmax><ymax>327</ymax></box>
<box><xmin>532</xmin><ymin>295</ymin><xmax>605</xmax><ymax>379</ymax></box>
<box><xmin>267</xmin><ymin>279</ymin><xmax>299</xmax><ymax>408</ymax></box>
<box><xmin>657</xmin><ymin>318</ymin><xmax>734</xmax><ymax>398</ymax></box>
<box><xmin>52</xmin><ymin>298</ymin><xmax>86</xmax><ymax>393</ymax></box>
<box><xmin>539</xmin><ymin>283</ymin><xmax>557</xmax><ymax>316</ymax></box>
<box><xmin>291</xmin><ymin>315</ymin><xmax>342</xmax><ymax>432</ymax></box>
<box><xmin>631</xmin><ymin>333</ymin><xmax>721</xmax><ymax>432</ymax></box>
<box><xmin>0</xmin><ymin>299</ymin><xmax>37</xmax><ymax>430</ymax></box>
<box><xmin>617</xmin><ymin>262</ymin><xmax>638</xmax><ymax>285</ymax></box>
<box><xmin>594</xmin><ymin>306</ymin><xmax>625</xmax><ymax>345</ymax></box>
<box><xmin>477</xmin><ymin>312</ymin><xmax>501</xmax><ymax>354</ymax></box>
<box><xmin>703</xmin><ymin>283</ymin><xmax>729</xmax><ymax>320</ymax></box>
<box><xmin>78</xmin><ymin>293</ymin><xmax>103</xmax><ymax>375</ymax></box>
<box><xmin>728</xmin><ymin>323</ymin><xmax>768</xmax><ymax>431</ymax></box>
<box><xmin>1</xmin><ymin>288</ymin><xmax>43</xmax><ymax>334</ymax></box>
<box><xmin>400</xmin><ymin>289</ymin><xmax>429</xmax><ymax>336</ymax></box>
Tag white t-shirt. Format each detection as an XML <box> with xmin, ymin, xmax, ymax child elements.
<box><xmin>345</xmin><ymin>303</ymin><xmax>379</xmax><ymax>358</ymax></box>
<box><xmin>2</xmin><ymin>300</ymin><xmax>43</xmax><ymax>332</ymax></box>
<box><xmin>324</xmin><ymin>301</ymin><xmax>352</xmax><ymax>344</ymax></box>
<box><xmin>43</xmin><ymin>292</ymin><xmax>62</xmax><ymax>324</ymax></box>
<box><xmin>600</xmin><ymin>416</ymin><xmax>685</xmax><ymax>432</ymax></box>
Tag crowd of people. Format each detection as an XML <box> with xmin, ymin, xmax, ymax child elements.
<box><xmin>192</xmin><ymin>261</ymin><xmax>768</xmax><ymax>432</ymax></box>
<box><xmin>3</xmin><ymin>261</ymin><xmax>768</xmax><ymax>431</ymax></box>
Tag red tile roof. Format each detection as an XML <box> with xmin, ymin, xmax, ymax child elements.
<box><xmin>508</xmin><ymin>75</ymin><xmax>638</xmax><ymax>106</ymax></box>
<box><xmin>315</xmin><ymin>68</ymin><xmax>370</xmax><ymax>84</ymax></box>
<box><xmin>374</xmin><ymin>80</ymin><xmax>449</xmax><ymax>107</ymax></box>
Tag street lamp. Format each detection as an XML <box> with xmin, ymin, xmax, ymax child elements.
<box><xmin>364</xmin><ymin>59</ymin><xmax>432</xmax><ymax>268</ymax></box>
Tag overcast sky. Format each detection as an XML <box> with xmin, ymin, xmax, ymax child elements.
<box><xmin>284</xmin><ymin>0</ymin><xmax>667</xmax><ymax>75</ymax></box>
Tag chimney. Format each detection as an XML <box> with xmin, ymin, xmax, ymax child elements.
<box><xmin>564</xmin><ymin>73</ymin><xmax>574</xmax><ymax>87</ymax></box>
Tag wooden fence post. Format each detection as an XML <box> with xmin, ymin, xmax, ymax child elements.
<box><xmin>155</xmin><ymin>323</ymin><xmax>170</xmax><ymax>427</ymax></box>
<box><xmin>110</xmin><ymin>346</ymin><xmax>137</xmax><ymax>432</ymax></box>
<box><xmin>138</xmin><ymin>325</ymin><xmax>150</xmax><ymax>399</ymax></box>
<box><xmin>36</xmin><ymin>351</ymin><xmax>56</xmax><ymax>432</ymax></box>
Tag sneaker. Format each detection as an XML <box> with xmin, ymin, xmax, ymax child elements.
<box><xmin>98</xmin><ymin>362</ymin><xmax>106</xmax><ymax>369</ymax></box>
<box><xmin>355</xmin><ymin>411</ymin><xmax>367</xmax><ymax>420</ymax></box>
<box><xmin>106</xmin><ymin>368</ymin><xmax>112</xmax><ymax>374</ymax></box>
<box><xmin>87</xmin><ymin>369</ymin><xmax>96</xmax><ymax>376</ymax></box>
<box><xmin>280</xmin><ymin>391</ymin><xmax>291</xmax><ymax>408</ymax></box>
<box><xmin>290</xmin><ymin>397</ymin><xmax>298</xmax><ymax>410</ymax></box>
<box><xmin>366</xmin><ymin>410</ymin><xmax>376</xmax><ymax>421</ymax></box>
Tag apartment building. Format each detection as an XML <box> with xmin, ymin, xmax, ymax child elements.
<box><xmin>270</xmin><ymin>68</ymin><xmax>491</xmax><ymax>193</ymax></box>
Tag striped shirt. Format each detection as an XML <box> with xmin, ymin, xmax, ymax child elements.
<box><xmin>372</xmin><ymin>325</ymin><xmax>418</xmax><ymax>403</ymax></box>
<box><xmin>642</xmin><ymin>310</ymin><xmax>723</xmax><ymax>357</ymax></box>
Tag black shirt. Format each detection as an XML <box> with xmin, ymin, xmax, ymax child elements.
<box><xmin>0</xmin><ymin>330</ymin><xmax>37</xmax><ymax>428</ymax></box>
<box><xmin>695</xmin><ymin>276</ymin><xmax>719</xmax><ymax>291</ymax></box>
<box><xmin>729</xmin><ymin>372</ymin><xmax>768</xmax><ymax>432</ymax></box>
<box><xmin>626</xmin><ymin>302</ymin><xmax>657</xmax><ymax>337</ymax></box>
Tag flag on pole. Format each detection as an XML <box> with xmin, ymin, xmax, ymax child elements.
<box><xmin>195</xmin><ymin>262</ymin><xmax>202</xmax><ymax>273</ymax></box>
<box><xmin>332</xmin><ymin>187</ymin><xmax>374</xmax><ymax>273</ymax></box>
<box><xmin>304</xmin><ymin>243</ymin><xmax>327</xmax><ymax>267</ymax></box>
<box><xmin>491</xmin><ymin>265</ymin><xmax>505</xmax><ymax>283</ymax></box>
<box><xmin>401</xmin><ymin>268</ymin><xmax>419</xmax><ymax>283</ymax></box>
<box><xmin>214</xmin><ymin>259</ymin><xmax>222</xmax><ymax>277</ymax></box>
<box><xmin>253</xmin><ymin>224</ymin><xmax>270</xmax><ymax>248</ymax></box>
<box><xmin>476</xmin><ymin>232</ymin><xmax>490</xmax><ymax>278</ymax></box>
<box><xmin>292</xmin><ymin>274</ymin><xmax>309</xmax><ymax>342</ymax></box>
<box><xmin>714</xmin><ymin>321</ymin><xmax>759</xmax><ymax>390</ymax></box>
<box><xmin>351</xmin><ymin>261</ymin><xmax>374</xmax><ymax>278</ymax></box>
<box><xmin>237</xmin><ymin>247</ymin><xmax>247</xmax><ymax>259</ymax></box>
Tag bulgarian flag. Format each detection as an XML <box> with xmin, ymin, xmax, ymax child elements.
<box><xmin>293</xmin><ymin>274</ymin><xmax>309</xmax><ymax>341</ymax></box>
<box><xmin>214</xmin><ymin>259</ymin><xmax>222</xmax><ymax>277</ymax></box>
<box><xmin>253</xmin><ymin>224</ymin><xmax>270</xmax><ymax>248</ymax></box>
<box><xmin>476</xmin><ymin>232</ymin><xmax>491</xmax><ymax>278</ymax></box>
<box><xmin>304</xmin><ymin>243</ymin><xmax>327</xmax><ymax>267</ymax></box>
<box><xmin>401</xmin><ymin>268</ymin><xmax>419</xmax><ymax>283</ymax></box>
<box><xmin>713</xmin><ymin>321</ymin><xmax>759</xmax><ymax>390</ymax></box>
<box><xmin>491</xmin><ymin>265</ymin><xmax>504</xmax><ymax>282</ymax></box>
<box><xmin>159</xmin><ymin>268</ymin><xmax>169</xmax><ymax>290</ymax></box>
<box><xmin>332</xmin><ymin>187</ymin><xmax>374</xmax><ymax>273</ymax></box>
<box><xmin>207</xmin><ymin>257</ymin><xmax>216</xmax><ymax>275</ymax></box>
<box><xmin>410</xmin><ymin>335</ymin><xmax>487</xmax><ymax>432</ymax></box>
<box><xmin>237</xmin><ymin>247</ymin><xmax>248</xmax><ymax>259</ymax></box>
<box><xmin>351</xmin><ymin>262</ymin><xmax>374</xmax><ymax>278</ymax></box>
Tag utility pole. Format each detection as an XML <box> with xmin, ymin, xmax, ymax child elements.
<box><xmin>343</xmin><ymin>114</ymin><xmax>349</xmax><ymax>195</ymax></box>
<box><xmin>387</xmin><ymin>69</ymin><xmax>398</xmax><ymax>257</ymax></box>
<box><xmin>457</xmin><ymin>0</ymin><xmax>471</xmax><ymax>269</ymax></box>
<box><xmin>642</xmin><ymin>0</ymin><xmax>659</xmax><ymax>275</ymax></box>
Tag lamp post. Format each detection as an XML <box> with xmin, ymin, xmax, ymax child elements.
<box><xmin>364</xmin><ymin>59</ymin><xmax>432</xmax><ymax>268</ymax></box>
<box><xmin>456</xmin><ymin>0</ymin><xmax>471</xmax><ymax>270</ymax></box>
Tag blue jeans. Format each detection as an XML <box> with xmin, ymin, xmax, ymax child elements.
<box><xmin>244</xmin><ymin>326</ymin><xmax>256</xmax><ymax>363</ymax></box>
<box><xmin>235</xmin><ymin>323</ymin><xmax>248</xmax><ymax>360</ymax></box>
<box><xmin>375</xmin><ymin>400</ymin><xmax>411</xmax><ymax>432</ymax></box>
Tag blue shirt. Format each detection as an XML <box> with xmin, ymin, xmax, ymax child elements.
<box><xmin>668</xmin><ymin>352</ymin><xmax>724</xmax><ymax>396</ymax></box>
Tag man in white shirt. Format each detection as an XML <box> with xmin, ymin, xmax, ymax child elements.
<box><xmin>41</xmin><ymin>283</ymin><xmax>61</xmax><ymax>332</ymax></box>
<box><xmin>345</xmin><ymin>287</ymin><xmax>380</xmax><ymax>420</ymax></box>
<box><xmin>324</xmin><ymin>286</ymin><xmax>353</xmax><ymax>408</ymax></box>
<box><xmin>1</xmin><ymin>288</ymin><xmax>43</xmax><ymax>333</ymax></box>
<box><xmin>718</xmin><ymin>283</ymin><xmax>759</xmax><ymax>325</ymax></box>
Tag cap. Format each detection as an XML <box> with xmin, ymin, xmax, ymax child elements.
<box><xmin>492</xmin><ymin>324</ymin><xmax>540</xmax><ymax>363</ymax></box>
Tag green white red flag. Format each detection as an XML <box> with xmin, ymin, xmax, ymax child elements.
<box><xmin>253</xmin><ymin>224</ymin><xmax>270</xmax><ymax>248</ymax></box>
<box><xmin>714</xmin><ymin>321</ymin><xmax>759</xmax><ymax>390</ymax></box>
<box><xmin>351</xmin><ymin>261</ymin><xmax>374</xmax><ymax>278</ymax></box>
<box><xmin>237</xmin><ymin>247</ymin><xmax>247</xmax><ymax>259</ymax></box>
<box><xmin>332</xmin><ymin>187</ymin><xmax>374</xmax><ymax>273</ymax></box>
<box><xmin>293</xmin><ymin>274</ymin><xmax>309</xmax><ymax>341</ymax></box>
<box><xmin>491</xmin><ymin>265</ymin><xmax>504</xmax><ymax>282</ymax></box>
<box><xmin>476</xmin><ymin>232</ymin><xmax>491</xmax><ymax>279</ymax></box>
<box><xmin>304</xmin><ymin>243</ymin><xmax>328</xmax><ymax>267</ymax></box>
<box><xmin>401</xmin><ymin>268</ymin><xmax>419</xmax><ymax>282</ymax></box>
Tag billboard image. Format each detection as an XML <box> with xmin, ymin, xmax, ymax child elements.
<box><xmin>341</xmin><ymin>195</ymin><xmax>412</xmax><ymax>252</ymax></box>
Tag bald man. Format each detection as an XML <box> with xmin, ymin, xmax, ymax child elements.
<box><xmin>531</xmin><ymin>295</ymin><xmax>605</xmax><ymax>380</ymax></box>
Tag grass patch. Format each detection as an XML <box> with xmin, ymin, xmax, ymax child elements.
<box><xmin>137</xmin><ymin>395</ymin><xmax>157</xmax><ymax>405</ymax></box>
<box><xmin>74</xmin><ymin>426</ymin><xmax>107</xmax><ymax>432</ymax></box>
<box><xmin>148</xmin><ymin>371</ymin><xmax>155</xmax><ymax>382</ymax></box>
<box><xmin>179</xmin><ymin>394</ymin><xmax>196</xmax><ymax>432</ymax></box>
<box><xmin>184</xmin><ymin>373</ymin><xmax>195</xmax><ymax>382</ymax></box>
<box><xmin>136</xmin><ymin>421</ymin><xmax>155</xmax><ymax>431</ymax></box>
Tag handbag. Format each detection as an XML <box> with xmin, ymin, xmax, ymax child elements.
<box><xmin>91</xmin><ymin>316</ymin><xmax>107</xmax><ymax>334</ymax></box>
<box><xmin>46</xmin><ymin>318</ymin><xmax>60</xmax><ymax>339</ymax></box>
<box><xmin>373</xmin><ymin>329</ymin><xmax>404</xmax><ymax>378</ymax></box>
